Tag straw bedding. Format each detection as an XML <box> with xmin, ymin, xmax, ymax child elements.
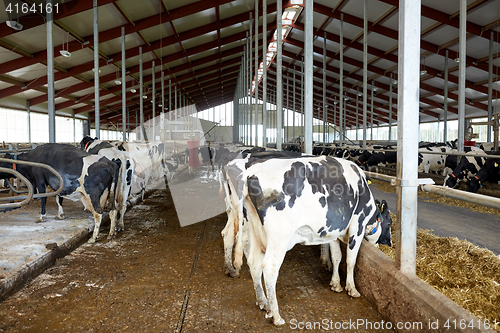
<box><xmin>372</xmin><ymin>180</ymin><xmax>500</xmax><ymax>327</ymax></box>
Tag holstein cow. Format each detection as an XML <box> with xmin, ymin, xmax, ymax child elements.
<box><xmin>466</xmin><ymin>153</ymin><xmax>500</xmax><ymax>192</ymax></box>
<box><xmin>417</xmin><ymin>146</ymin><xmax>452</xmax><ymax>175</ymax></box>
<box><xmin>80</xmin><ymin>136</ymin><xmax>135</xmax><ymax>234</ymax></box>
<box><xmin>443</xmin><ymin>150</ymin><xmax>490</xmax><ymax>188</ymax></box>
<box><xmin>219</xmin><ymin>150</ymin><xmax>303</xmax><ymax>277</ymax></box>
<box><xmin>112</xmin><ymin>142</ymin><xmax>174</xmax><ymax>196</ymax></box>
<box><xmin>228</xmin><ymin>155</ymin><xmax>388</xmax><ymax>325</ymax></box>
<box><xmin>0</xmin><ymin>144</ymin><xmax>118</xmax><ymax>243</ymax></box>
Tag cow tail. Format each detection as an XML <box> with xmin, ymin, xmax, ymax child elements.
<box><xmin>233</xmin><ymin>175</ymin><xmax>248</xmax><ymax>271</ymax></box>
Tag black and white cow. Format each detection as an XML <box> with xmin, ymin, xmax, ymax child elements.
<box><xmin>417</xmin><ymin>146</ymin><xmax>453</xmax><ymax>175</ymax></box>
<box><xmin>466</xmin><ymin>155</ymin><xmax>500</xmax><ymax>193</ymax></box>
<box><xmin>361</xmin><ymin>151</ymin><xmax>397</xmax><ymax>170</ymax></box>
<box><xmin>225</xmin><ymin>155</ymin><xmax>389</xmax><ymax>326</ymax></box>
<box><xmin>80</xmin><ymin>136</ymin><xmax>135</xmax><ymax>234</ymax></box>
<box><xmin>443</xmin><ymin>150</ymin><xmax>490</xmax><ymax>188</ymax></box>
<box><xmin>0</xmin><ymin>143</ymin><xmax>118</xmax><ymax>243</ymax></box>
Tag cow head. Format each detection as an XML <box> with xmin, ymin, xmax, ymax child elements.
<box><xmin>466</xmin><ymin>175</ymin><xmax>482</xmax><ymax>193</ymax></box>
<box><xmin>80</xmin><ymin>136</ymin><xmax>96</xmax><ymax>151</ymax></box>
<box><xmin>443</xmin><ymin>173</ymin><xmax>458</xmax><ymax>188</ymax></box>
<box><xmin>365</xmin><ymin>199</ymin><xmax>393</xmax><ymax>247</ymax></box>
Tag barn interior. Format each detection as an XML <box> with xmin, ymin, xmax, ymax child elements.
<box><xmin>1</xmin><ymin>0</ymin><xmax>500</xmax><ymax>331</ymax></box>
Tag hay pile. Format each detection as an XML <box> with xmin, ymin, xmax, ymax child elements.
<box><xmin>379</xmin><ymin>213</ymin><xmax>500</xmax><ymax>329</ymax></box>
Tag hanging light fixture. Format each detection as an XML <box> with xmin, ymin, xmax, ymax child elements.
<box><xmin>59</xmin><ymin>30</ymin><xmax>71</xmax><ymax>57</ymax></box>
<box><xmin>130</xmin><ymin>88</ymin><xmax>136</xmax><ymax>93</ymax></box>
<box><xmin>420</xmin><ymin>56</ymin><xmax>427</xmax><ymax>76</ymax></box>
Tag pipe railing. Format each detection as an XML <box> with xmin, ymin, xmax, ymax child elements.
<box><xmin>0</xmin><ymin>167</ymin><xmax>34</xmax><ymax>211</ymax></box>
<box><xmin>365</xmin><ymin>170</ymin><xmax>500</xmax><ymax>210</ymax></box>
<box><xmin>0</xmin><ymin>158</ymin><xmax>65</xmax><ymax>207</ymax></box>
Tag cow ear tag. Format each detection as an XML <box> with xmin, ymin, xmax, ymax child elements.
<box><xmin>495</xmin><ymin>162</ymin><xmax>498</xmax><ymax>168</ymax></box>
<box><xmin>367</xmin><ymin>179</ymin><xmax>372</xmax><ymax>185</ymax></box>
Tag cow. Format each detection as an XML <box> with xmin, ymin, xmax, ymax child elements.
<box><xmin>112</xmin><ymin>141</ymin><xmax>172</xmax><ymax>196</ymax></box>
<box><xmin>361</xmin><ymin>151</ymin><xmax>397</xmax><ymax>170</ymax></box>
<box><xmin>225</xmin><ymin>155</ymin><xmax>389</xmax><ymax>325</ymax></box>
<box><xmin>466</xmin><ymin>155</ymin><xmax>500</xmax><ymax>193</ymax></box>
<box><xmin>80</xmin><ymin>136</ymin><xmax>135</xmax><ymax>234</ymax></box>
<box><xmin>417</xmin><ymin>146</ymin><xmax>452</xmax><ymax>175</ymax></box>
<box><xmin>0</xmin><ymin>144</ymin><xmax>118</xmax><ymax>243</ymax></box>
<box><xmin>219</xmin><ymin>150</ymin><xmax>303</xmax><ymax>277</ymax></box>
<box><xmin>443</xmin><ymin>150</ymin><xmax>490</xmax><ymax>188</ymax></box>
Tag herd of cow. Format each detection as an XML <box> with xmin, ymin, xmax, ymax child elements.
<box><xmin>0</xmin><ymin>137</ymin><xmax>175</xmax><ymax>243</ymax></box>
<box><xmin>0</xmin><ymin>138</ymin><xmax>498</xmax><ymax>326</ymax></box>
<box><xmin>297</xmin><ymin>140</ymin><xmax>500</xmax><ymax>193</ymax></box>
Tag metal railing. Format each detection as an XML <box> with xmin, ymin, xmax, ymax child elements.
<box><xmin>0</xmin><ymin>158</ymin><xmax>65</xmax><ymax>211</ymax></box>
<box><xmin>365</xmin><ymin>170</ymin><xmax>500</xmax><ymax>210</ymax></box>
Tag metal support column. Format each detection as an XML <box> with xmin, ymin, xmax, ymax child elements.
<box><xmin>389</xmin><ymin>74</ymin><xmax>393</xmax><ymax>141</ymax></box>
<box><xmin>356</xmin><ymin>88</ymin><xmax>359</xmax><ymax>141</ymax></box>
<box><xmin>249</xmin><ymin>13</ymin><xmax>253</xmax><ymax>146</ymax></box>
<box><xmin>339</xmin><ymin>15</ymin><xmax>344</xmax><ymax>146</ymax></box>
<box><xmin>362</xmin><ymin>0</ymin><xmax>368</xmax><ymax>148</ymax></box>
<box><xmin>293</xmin><ymin>66</ymin><xmax>296</xmax><ymax>141</ymax></box>
<box><xmin>152</xmin><ymin>61</ymin><xmax>155</xmax><ymax>141</ymax></box>
<box><xmin>371</xmin><ymin>81</ymin><xmax>374</xmax><ymax>140</ymax></box>
<box><xmin>262</xmin><ymin>0</ymin><xmax>267</xmax><ymax>147</ymax></box>
<box><xmin>93</xmin><ymin>0</ymin><xmax>99</xmax><ymax>140</ymax></box>
<box><xmin>72</xmin><ymin>109</ymin><xmax>75</xmax><ymax>143</ymax></box>
<box><xmin>444</xmin><ymin>50</ymin><xmax>448</xmax><ymax>142</ymax></box>
<box><xmin>488</xmin><ymin>31</ymin><xmax>494</xmax><ymax>143</ymax></box>
<box><xmin>255</xmin><ymin>0</ymin><xmax>259</xmax><ymax>146</ymax></box>
<box><xmin>121</xmin><ymin>27</ymin><xmax>126</xmax><ymax>141</ymax></box>
<box><xmin>301</xmin><ymin>57</ymin><xmax>304</xmax><ymax>140</ymax></box>
<box><xmin>304</xmin><ymin>0</ymin><xmax>313</xmax><ymax>154</ymax></box>
<box><xmin>457</xmin><ymin>0</ymin><xmax>466</xmax><ymax>152</ymax></box>
<box><xmin>323</xmin><ymin>32</ymin><xmax>327</xmax><ymax>145</ymax></box>
<box><xmin>139</xmin><ymin>47</ymin><xmax>144</xmax><ymax>141</ymax></box>
<box><xmin>47</xmin><ymin>0</ymin><xmax>56</xmax><ymax>142</ymax></box>
<box><xmin>169</xmin><ymin>79</ymin><xmax>172</xmax><ymax>140</ymax></box>
<box><xmin>161</xmin><ymin>71</ymin><xmax>165</xmax><ymax>139</ymax></box>
<box><xmin>276</xmin><ymin>1</ymin><xmax>283</xmax><ymax>150</ymax></box>
<box><xmin>26</xmin><ymin>101</ymin><xmax>31</xmax><ymax>143</ymax></box>
<box><xmin>396</xmin><ymin>0</ymin><xmax>420</xmax><ymax>275</ymax></box>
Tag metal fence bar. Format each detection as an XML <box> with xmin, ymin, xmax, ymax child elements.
<box><xmin>365</xmin><ymin>171</ymin><xmax>500</xmax><ymax>210</ymax></box>
<box><xmin>0</xmin><ymin>158</ymin><xmax>65</xmax><ymax>202</ymax></box>
<box><xmin>0</xmin><ymin>168</ymin><xmax>33</xmax><ymax>210</ymax></box>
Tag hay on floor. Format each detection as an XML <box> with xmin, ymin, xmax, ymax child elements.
<box><xmin>379</xmin><ymin>213</ymin><xmax>500</xmax><ymax>329</ymax></box>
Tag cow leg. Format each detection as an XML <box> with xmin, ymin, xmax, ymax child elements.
<box><xmin>345</xmin><ymin>230</ymin><xmax>363</xmax><ymax>298</ymax></box>
<box><xmin>261</xmin><ymin>244</ymin><xmax>287</xmax><ymax>326</ymax></box>
<box><xmin>55</xmin><ymin>196</ymin><xmax>66</xmax><ymax>220</ymax></box>
<box><xmin>88</xmin><ymin>212</ymin><xmax>102</xmax><ymax>243</ymax></box>
<box><xmin>35</xmin><ymin>181</ymin><xmax>47</xmax><ymax>223</ymax></box>
<box><xmin>107</xmin><ymin>209</ymin><xmax>118</xmax><ymax>239</ymax></box>
<box><xmin>246</xmin><ymin>236</ymin><xmax>267</xmax><ymax>311</ymax></box>
<box><xmin>320</xmin><ymin>243</ymin><xmax>332</xmax><ymax>271</ymax></box>
<box><xmin>329</xmin><ymin>240</ymin><xmax>343</xmax><ymax>293</ymax></box>
<box><xmin>221</xmin><ymin>215</ymin><xmax>239</xmax><ymax>277</ymax></box>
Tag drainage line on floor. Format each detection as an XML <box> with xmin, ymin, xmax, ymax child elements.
<box><xmin>175</xmin><ymin>221</ymin><xmax>207</xmax><ymax>332</ymax></box>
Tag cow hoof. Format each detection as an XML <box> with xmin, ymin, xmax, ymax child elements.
<box><xmin>55</xmin><ymin>214</ymin><xmax>66</xmax><ymax>220</ymax></box>
<box><xmin>87</xmin><ymin>238</ymin><xmax>96</xmax><ymax>244</ymax></box>
<box><xmin>107</xmin><ymin>234</ymin><xmax>116</xmax><ymax>240</ymax></box>
<box><xmin>331</xmin><ymin>284</ymin><xmax>343</xmax><ymax>293</ymax></box>
<box><xmin>256</xmin><ymin>300</ymin><xmax>267</xmax><ymax>310</ymax></box>
<box><xmin>37</xmin><ymin>216</ymin><xmax>47</xmax><ymax>223</ymax></box>
<box><xmin>347</xmin><ymin>288</ymin><xmax>360</xmax><ymax>298</ymax></box>
<box><xmin>265</xmin><ymin>311</ymin><xmax>273</xmax><ymax>319</ymax></box>
<box><xmin>273</xmin><ymin>317</ymin><xmax>285</xmax><ymax>326</ymax></box>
